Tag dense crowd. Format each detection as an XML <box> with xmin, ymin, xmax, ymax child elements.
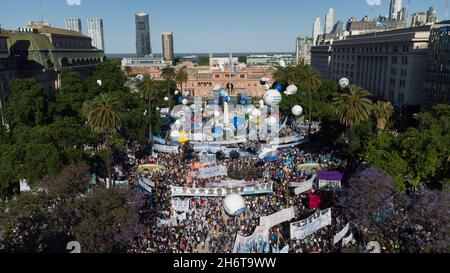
<box><xmin>121</xmin><ymin>124</ymin><xmax>365</xmax><ymax>254</ymax></box>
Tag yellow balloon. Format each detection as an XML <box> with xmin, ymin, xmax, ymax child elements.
<box><xmin>178</xmin><ymin>131</ymin><xmax>189</xmax><ymax>143</ymax></box>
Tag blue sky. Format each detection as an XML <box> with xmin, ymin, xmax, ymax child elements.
<box><xmin>0</xmin><ymin>0</ymin><xmax>446</xmax><ymax>53</ymax></box>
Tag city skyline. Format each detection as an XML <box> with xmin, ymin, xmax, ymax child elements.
<box><xmin>0</xmin><ymin>0</ymin><xmax>447</xmax><ymax>53</ymax></box>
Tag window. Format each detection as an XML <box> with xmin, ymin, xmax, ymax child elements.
<box><xmin>401</xmin><ymin>57</ymin><xmax>408</xmax><ymax>65</ymax></box>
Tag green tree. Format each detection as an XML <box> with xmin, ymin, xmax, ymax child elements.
<box><xmin>373</xmin><ymin>101</ymin><xmax>394</xmax><ymax>134</ymax></box>
<box><xmin>138</xmin><ymin>75</ymin><xmax>159</xmax><ymax>144</ymax></box>
<box><xmin>333</xmin><ymin>85</ymin><xmax>373</xmax><ymax>150</ymax></box>
<box><xmin>4</xmin><ymin>79</ymin><xmax>48</xmax><ymax>128</ymax></box>
<box><xmin>298</xmin><ymin>66</ymin><xmax>323</xmax><ymax>136</ymax></box>
<box><xmin>175</xmin><ymin>67</ymin><xmax>189</xmax><ymax>94</ymax></box>
<box><xmin>87</xmin><ymin>61</ymin><xmax>128</xmax><ymax>95</ymax></box>
<box><xmin>160</xmin><ymin>66</ymin><xmax>176</xmax><ymax>108</ymax></box>
<box><xmin>53</xmin><ymin>70</ymin><xmax>87</xmax><ymax>118</ymax></box>
<box><xmin>82</xmin><ymin>93</ymin><xmax>123</xmax><ymax>188</ymax></box>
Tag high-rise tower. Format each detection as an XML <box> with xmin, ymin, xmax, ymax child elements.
<box><xmin>87</xmin><ymin>18</ymin><xmax>104</xmax><ymax>50</ymax></box>
<box><xmin>135</xmin><ymin>12</ymin><xmax>152</xmax><ymax>57</ymax></box>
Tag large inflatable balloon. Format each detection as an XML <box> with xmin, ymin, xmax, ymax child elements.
<box><xmin>275</xmin><ymin>83</ymin><xmax>284</xmax><ymax>92</ymax></box>
<box><xmin>232</xmin><ymin>116</ymin><xmax>247</xmax><ymax>132</ymax></box>
<box><xmin>260</xmin><ymin>77</ymin><xmax>268</xmax><ymax>86</ymax></box>
<box><xmin>286</xmin><ymin>85</ymin><xmax>298</xmax><ymax>96</ymax></box>
<box><xmin>223</xmin><ymin>194</ymin><xmax>246</xmax><ymax>216</ymax></box>
<box><xmin>170</xmin><ymin>130</ymin><xmax>181</xmax><ymax>142</ymax></box>
<box><xmin>292</xmin><ymin>105</ymin><xmax>303</xmax><ymax>116</ymax></box>
<box><xmin>339</xmin><ymin>78</ymin><xmax>350</xmax><ymax>89</ymax></box>
<box><xmin>178</xmin><ymin>131</ymin><xmax>189</xmax><ymax>143</ymax></box>
<box><xmin>263</xmin><ymin>89</ymin><xmax>282</xmax><ymax>106</ymax></box>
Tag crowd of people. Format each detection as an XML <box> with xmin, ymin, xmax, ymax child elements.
<box><xmin>120</xmin><ymin>122</ymin><xmax>368</xmax><ymax>254</ymax></box>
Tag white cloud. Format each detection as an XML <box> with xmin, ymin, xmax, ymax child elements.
<box><xmin>67</xmin><ymin>0</ymin><xmax>81</xmax><ymax>6</ymax></box>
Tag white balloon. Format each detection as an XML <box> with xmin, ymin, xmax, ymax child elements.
<box><xmin>213</xmin><ymin>85</ymin><xmax>222</xmax><ymax>92</ymax></box>
<box><xmin>292</xmin><ymin>105</ymin><xmax>303</xmax><ymax>116</ymax></box>
<box><xmin>156</xmin><ymin>107</ymin><xmax>160</xmax><ymax>111</ymax></box>
<box><xmin>279</xmin><ymin>60</ymin><xmax>287</xmax><ymax>68</ymax></box>
<box><xmin>286</xmin><ymin>84</ymin><xmax>298</xmax><ymax>95</ymax></box>
<box><xmin>170</xmin><ymin>130</ymin><xmax>181</xmax><ymax>141</ymax></box>
<box><xmin>182</xmin><ymin>99</ymin><xmax>189</xmax><ymax>105</ymax></box>
<box><xmin>339</xmin><ymin>78</ymin><xmax>350</xmax><ymax>89</ymax></box>
<box><xmin>251</xmin><ymin>109</ymin><xmax>261</xmax><ymax>117</ymax></box>
<box><xmin>164</xmin><ymin>97</ymin><xmax>169</xmax><ymax>102</ymax></box>
<box><xmin>263</xmin><ymin>89</ymin><xmax>282</xmax><ymax>106</ymax></box>
<box><xmin>174</xmin><ymin>90</ymin><xmax>180</xmax><ymax>95</ymax></box>
<box><xmin>223</xmin><ymin>194</ymin><xmax>246</xmax><ymax>216</ymax></box>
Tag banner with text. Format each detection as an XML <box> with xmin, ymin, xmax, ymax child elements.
<box><xmin>259</xmin><ymin>207</ymin><xmax>295</xmax><ymax>229</ymax></box>
<box><xmin>290</xmin><ymin>208</ymin><xmax>332</xmax><ymax>240</ymax></box>
<box><xmin>153</xmin><ymin>144</ymin><xmax>179</xmax><ymax>154</ymax></box>
<box><xmin>196</xmin><ymin>165</ymin><xmax>228</xmax><ymax>179</ymax></box>
<box><xmin>170</xmin><ymin>182</ymin><xmax>274</xmax><ymax>197</ymax></box>
<box><xmin>233</xmin><ymin>225</ymin><xmax>270</xmax><ymax>253</ymax></box>
<box><xmin>333</xmin><ymin>223</ymin><xmax>350</xmax><ymax>245</ymax></box>
<box><xmin>171</xmin><ymin>199</ymin><xmax>191</xmax><ymax>212</ymax></box>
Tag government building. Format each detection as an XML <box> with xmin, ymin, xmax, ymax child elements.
<box><xmin>311</xmin><ymin>22</ymin><xmax>450</xmax><ymax>111</ymax></box>
<box><xmin>1</xmin><ymin>22</ymin><xmax>105</xmax><ymax>94</ymax></box>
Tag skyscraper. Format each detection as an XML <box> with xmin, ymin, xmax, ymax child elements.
<box><xmin>324</xmin><ymin>8</ymin><xmax>334</xmax><ymax>34</ymax></box>
<box><xmin>87</xmin><ymin>19</ymin><xmax>104</xmax><ymax>51</ymax></box>
<box><xmin>162</xmin><ymin>32</ymin><xmax>174</xmax><ymax>62</ymax></box>
<box><xmin>389</xmin><ymin>0</ymin><xmax>402</xmax><ymax>20</ymax></box>
<box><xmin>331</xmin><ymin>20</ymin><xmax>344</xmax><ymax>35</ymax></box>
<box><xmin>295</xmin><ymin>36</ymin><xmax>314</xmax><ymax>65</ymax></box>
<box><xmin>65</xmin><ymin>18</ymin><xmax>82</xmax><ymax>33</ymax></box>
<box><xmin>135</xmin><ymin>12</ymin><xmax>152</xmax><ymax>57</ymax></box>
<box><xmin>313</xmin><ymin>17</ymin><xmax>322</xmax><ymax>46</ymax></box>
<box><xmin>411</xmin><ymin>12</ymin><xmax>427</xmax><ymax>27</ymax></box>
<box><xmin>426</xmin><ymin>6</ymin><xmax>438</xmax><ymax>23</ymax></box>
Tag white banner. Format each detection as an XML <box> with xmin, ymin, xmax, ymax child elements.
<box><xmin>197</xmin><ymin>165</ymin><xmax>227</xmax><ymax>179</ymax></box>
<box><xmin>342</xmin><ymin>232</ymin><xmax>354</xmax><ymax>247</ymax></box>
<box><xmin>171</xmin><ymin>199</ymin><xmax>190</xmax><ymax>212</ymax></box>
<box><xmin>193</xmin><ymin>144</ymin><xmax>222</xmax><ymax>153</ymax></box>
<box><xmin>259</xmin><ymin>207</ymin><xmax>295</xmax><ymax>229</ymax></box>
<box><xmin>153</xmin><ymin>144</ymin><xmax>179</xmax><ymax>154</ymax></box>
<box><xmin>199</xmin><ymin>153</ymin><xmax>217</xmax><ymax>165</ymax></box>
<box><xmin>291</xmin><ymin>174</ymin><xmax>316</xmax><ymax>188</ymax></box>
<box><xmin>280</xmin><ymin>245</ymin><xmax>289</xmax><ymax>253</ymax></box>
<box><xmin>269</xmin><ymin>135</ymin><xmax>303</xmax><ymax>145</ymax></box>
<box><xmin>233</xmin><ymin>226</ymin><xmax>270</xmax><ymax>253</ymax></box>
<box><xmin>170</xmin><ymin>182</ymin><xmax>274</xmax><ymax>197</ymax></box>
<box><xmin>157</xmin><ymin>217</ymin><xmax>178</xmax><ymax>227</ymax></box>
<box><xmin>333</xmin><ymin>223</ymin><xmax>350</xmax><ymax>245</ymax></box>
<box><xmin>290</xmin><ymin>208</ymin><xmax>332</xmax><ymax>240</ymax></box>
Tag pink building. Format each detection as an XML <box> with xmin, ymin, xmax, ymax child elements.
<box><xmin>126</xmin><ymin>62</ymin><xmax>274</xmax><ymax>99</ymax></box>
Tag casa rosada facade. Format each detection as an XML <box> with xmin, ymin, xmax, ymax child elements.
<box><xmin>127</xmin><ymin>64</ymin><xmax>275</xmax><ymax>98</ymax></box>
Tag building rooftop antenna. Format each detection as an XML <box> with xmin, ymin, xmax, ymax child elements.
<box><xmin>39</xmin><ymin>0</ymin><xmax>44</xmax><ymax>22</ymax></box>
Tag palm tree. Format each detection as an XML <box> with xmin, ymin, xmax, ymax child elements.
<box><xmin>82</xmin><ymin>93</ymin><xmax>123</xmax><ymax>189</ymax></box>
<box><xmin>138</xmin><ymin>75</ymin><xmax>159</xmax><ymax>144</ymax></box>
<box><xmin>175</xmin><ymin>67</ymin><xmax>189</xmax><ymax>95</ymax></box>
<box><xmin>160</xmin><ymin>66</ymin><xmax>176</xmax><ymax>107</ymax></box>
<box><xmin>332</xmin><ymin>85</ymin><xmax>373</xmax><ymax>144</ymax></box>
<box><xmin>299</xmin><ymin>66</ymin><xmax>323</xmax><ymax>136</ymax></box>
<box><xmin>373</xmin><ymin>101</ymin><xmax>394</xmax><ymax>133</ymax></box>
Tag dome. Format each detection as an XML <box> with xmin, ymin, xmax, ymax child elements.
<box><xmin>223</xmin><ymin>194</ymin><xmax>246</xmax><ymax>216</ymax></box>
